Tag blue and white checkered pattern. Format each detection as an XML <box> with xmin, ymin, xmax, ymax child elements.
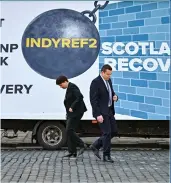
<box><xmin>99</xmin><ymin>1</ymin><xmax>170</xmax><ymax>120</ymax></box>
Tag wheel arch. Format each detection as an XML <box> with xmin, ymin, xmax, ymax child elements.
<box><xmin>32</xmin><ymin>120</ymin><xmax>66</xmax><ymax>138</ymax></box>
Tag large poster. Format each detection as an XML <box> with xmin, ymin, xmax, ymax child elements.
<box><xmin>99</xmin><ymin>1</ymin><xmax>170</xmax><ymax>120</ymax></box>
<box><xmin>1</xmin><ymin>1</ymin><xmax>100</xmax><ymax>120</ymax></box>
<box><xmin>0</xmin><ymin>1</ymin><xmax>170</xmax><ymax>121</ymax></box>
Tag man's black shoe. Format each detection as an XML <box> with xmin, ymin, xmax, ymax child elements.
<box><xmin>103</xmin><ymin>155</ymin><xmax>114</xmax><ymax>163</ymax></box>
<box><xmin>77</xmin><ymin>144</ymin><xmax>87</xmax><ymax>156</ymax></box>
<box><xmin>90</xmin><ymin>145</ymin><xmax>101</xmax><ymax>159</ymax></box>
<box><xmin>62</xmin><ymin>153</ymin><xmax>77</xmax><ymax>158</ymax></box>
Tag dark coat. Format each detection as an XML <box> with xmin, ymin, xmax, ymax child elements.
<box><xmin>64</xmin><ymin>82</ymin><xmax>87</xmax><ymax>118</ymax></box>
<box><xmin>90</xmin><ymin>75</ymin><xmax>116</xmax><ymax>119</ymax></box>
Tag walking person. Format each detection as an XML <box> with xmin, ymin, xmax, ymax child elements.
<box><xmin>56</xmin><ymin>75</ymin><xmax>87</xmax><ymax>158</ymax></box>
<box><xmin>89</xmin><ymin>64</ymin><xmax>118</xmax><ymax>163</ymax></box>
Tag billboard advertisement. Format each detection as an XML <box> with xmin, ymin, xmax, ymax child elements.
<box><xmin>99</xmin><ymin>1</ymin><xmax>170</xmax><ymax>120</ymax></box>
<box><xmin>0</xmin><ymin>1</ymin><xmax>170</xmax><ymax>120</ymax></box>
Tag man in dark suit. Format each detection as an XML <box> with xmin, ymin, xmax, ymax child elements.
<box><xmin>56</xmin><ymin>75</ymin><xmax>87</xmax><ymax>158</ymax></box>
<box><xmin>89</xmin><ymin>64</ymin><xmax>118</xmax><ymax>163</ymax></box>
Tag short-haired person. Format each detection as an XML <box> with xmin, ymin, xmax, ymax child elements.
<box><xmin>89</xmin><ymin>64</ymin><xmax>118</xmax><ymax>163</ymax></box>
<box><xmin>56</xmin><ymin>75</ymin><xmax>87</xmax><ymax>158</ymax></box>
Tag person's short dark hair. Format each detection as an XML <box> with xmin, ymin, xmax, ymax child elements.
<box><xmin>56</xmin><ymin>75</ymin><xmax>68</xmax><ymax>85</ymax></box>
<box><xmin>101</xmin><ymin>64</ymin><xmax>112</xmax><ymax>72</ymax></box>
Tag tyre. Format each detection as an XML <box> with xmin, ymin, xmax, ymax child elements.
<box><xmin>37</xmin><ymin>121</ymin><xmax>67</xmax><ymax>150</ymax></box>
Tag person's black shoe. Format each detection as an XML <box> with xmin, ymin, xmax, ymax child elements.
<box><xmin>77</xmin><ymin>144</ymin><xmax>87</xmax><ymax>156</ymax></box>
<box><xmin>90</xmin><ymin>145</ymin><xmax>101</xmax><ymax>159</ymax></box>
<box><xmin>62</xmin><ymin>153</ymin><xmax>77</xmax><ymax>158</ymax></box>
<box><xmin>103</xmin><ymin>155</ymin><xmax>114</xmax><ymax>163</ymax></box>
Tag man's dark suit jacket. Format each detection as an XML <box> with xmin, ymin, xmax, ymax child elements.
<box><xmin>64</xmin><ymin>82</ymin><xmax>87</xmax><ymax>118</ymax></box>
<box><xmin>90</xmin><ymin>75</ymin><xmax>116</xmax><ymax>119</ymax></box>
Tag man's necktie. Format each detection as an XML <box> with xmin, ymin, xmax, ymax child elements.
<box><xmin>106</xmin><ymin>81</ymin><xmax>112</xmax><ymax>107</ymax></box>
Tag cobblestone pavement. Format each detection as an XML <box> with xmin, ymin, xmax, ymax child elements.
<box><xmin>1</xmin><ymin>149</ymin><xmax>170</xmax><ymax>183</ymax></box>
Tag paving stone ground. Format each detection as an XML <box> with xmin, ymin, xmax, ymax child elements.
<box><xmin>1</xmin><ymin>149</ymin><xmax>169</xmax><ymax>183</ymax></box>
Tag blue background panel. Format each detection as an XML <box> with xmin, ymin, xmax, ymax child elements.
<box><xmin>99</xmin><ymin>1</ymin><xmax>170</xmax><ymax>120</ymax></box>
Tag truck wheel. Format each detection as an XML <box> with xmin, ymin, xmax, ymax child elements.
<box><xmin>37</xmin><ymin>121</ymin><xmax>67</xmax><ymax>150</ymax></box>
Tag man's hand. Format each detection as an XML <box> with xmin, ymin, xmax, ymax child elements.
<box><xmin>97</xmin><ymin>115</ymin><xmax>104</xmax><ymax>123</ymax></box>
<box><xmin>69</xmin><ymin>108</ymin><xmax>73</xmax><ymax>112</ymax></box>
<box><xmin>113</xmin><ymin>95</ymin><xmax>118</xmax><ymax>102</ymax></box>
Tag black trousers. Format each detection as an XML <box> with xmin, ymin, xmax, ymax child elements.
<box><xmin>93</xmin><ymin>107</ymin><xmax>118</xmax><ymax>156</ymax></box>
<box><xmin>66</xmin><ymin>113</ymin><xmax>84</xmax><ymax>153</ymax></box>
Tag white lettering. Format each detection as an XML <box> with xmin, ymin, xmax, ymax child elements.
<box><xmin>101</xmin><ymin>41</ymin><xmax>170</xmax><ymax>72</ymax></box>
<box><xmin>129</xmin><ymin>58</ymin><xmax>142</xmax><ymax>72</ymax></box>
<box><xmin>150</xmin><ymin>42</ymin><xmax>159</xmax><ymax>55</ymax></box>
<box><xmin>113</xmin><ymin>42</ymin><xmax>125</xmax><ymax>55</ymax></box>
<box><xmin>143</xmin><ymin>58</ymin><xmax>158</xmax><ymax>71</ymax></box>
<box><xmin>118</xmin><ymin>58</ymin><xmax>129</xmax><ymax>71</ymax></box>
<box><xmin>101</xmin><ymin>41</ymin><xmax>170</xmax><ymax>56</ymax></box>
<box><xmin>158</xmin><ymin>58</ymin><xmax>170</xmax><ymax>71</ymax></box>
<box><xmin>104</xmin><ymin>58</ymin><xmax>117</xmax><ymax>71</ymax></box>
<box><xmin>138</xmin><ymin>42</ymin><xmax>149</xmax><ymax>55</ymax></box>
<box><xmin>101</xmin><ymin>42</ymin><xmax>112</xmax><ymax>55</ymax></box>
<box><xmin>125</xmin><ymin>42</ymin><xmax>139</xmax><ymax>55</ymax></box>
<box><xmin>159</xmin><ymin>42</ymin><xmax>170</xmax><ymax>55</ymax></box>
<box><xmin>103</xmin><ymin>58</ymin><xmax>170</xmax><ymax>72</ymax></box>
